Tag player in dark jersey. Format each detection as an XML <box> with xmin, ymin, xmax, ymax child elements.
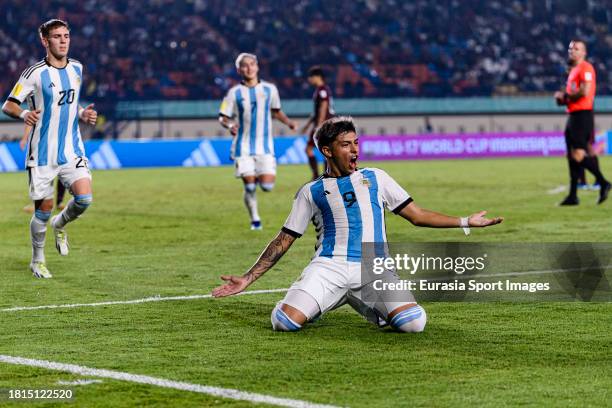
<box><xmin>301</xmin><ymin>66</ymin><xmax>335</xmax><ymax>180</ymax></box>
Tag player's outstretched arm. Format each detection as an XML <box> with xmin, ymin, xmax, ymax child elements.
<box><xmin>212</xmin><ymin>230</ymin><xmax>297</xmax><ymax>297</ymax></box>
<box><xmin>271</xmin><ymin>109</ymin><xmax>297</xmax><ymax>131</ymax></box>
<box><xmin>398</xmin><ymin>202</ymin><xmax>503</xmax><ymax>229</ymax></box>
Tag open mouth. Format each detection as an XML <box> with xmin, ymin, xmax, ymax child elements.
<box><xmin>349</xmin><ymin>155</ymin><xmax>358</xmax><ymax>168</ymax></box>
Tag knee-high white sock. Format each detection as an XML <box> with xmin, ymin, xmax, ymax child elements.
<box><xmin>243</xmin><ymin>184</ymin><xmax>260</xmax><ymax>222</ymax></box>
<box><xmin>31</xmin><ymin>210</ymin><xmax>50</xmax><ymax>263</ymax></box>
<box><xmin>54</xmin><ymin>194</ymin><xmax>92</xmax><ymax>229</ymax></box>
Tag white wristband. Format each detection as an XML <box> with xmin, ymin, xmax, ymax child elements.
<box><xmin>19</xmin><ymin>110</ymin><xmax>30</xmax><ymax>120</ymax></box>
<box><xmin>78</xmin><ymin>108</ymin><xmax>85</xmax><ymax>120</ymax></box>
<box><xmin>460</xmin><ymin>217</ymin><xmax>471</xmax><ymax>236</ymax></box>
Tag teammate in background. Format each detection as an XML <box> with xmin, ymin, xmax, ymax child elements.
<box><xmin>554</xmin><ymin>40</ymin><xmax>610</xmax><ymax>205</ymax></box>
<box><xmin>20</xmin><ymin>125</ymin><xmax>67</xmax><ymax>214</ymax></box>
<box><xmin>2</xmin><ymin>19</ymin><xmax>97</xmax><ymax>278</ymax></box>
<box><xmin>219</xmin><ymin>53</ymin><xmax>297</xmax><ymax>230</ymax></box>
<box><xmin>213</xmin><ymin>117</ymin><xmax>503</xmax><ymax>333</ymax></box>
<box><xmin>300</xmin><ymin>66</ymin><xmax>335</xmax><ymax>180</ymax></box>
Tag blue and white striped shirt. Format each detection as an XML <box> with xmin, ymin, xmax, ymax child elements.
<box><xmin>283</xmin><ymin>168</ymin><xmax>412</xmax><ymax>262</ymax></box>
<box><xmin>219</xmin><ymin>80</ymin><xmax>281</xmax><ymax>158</ymax></box>
<box><xmin>8</xmin><ymin>58</ymin><xmax>86</xmax><ymax>167</ymax></box>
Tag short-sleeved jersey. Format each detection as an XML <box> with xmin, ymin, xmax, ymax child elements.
<box><xmin>219</xmin><ymin>80</ymin><xmax>281</xmax><ymax>159</ymax></box>
<box><xmin>312</xmin><ymin>85</ymin><xmax>335</xmax><ymax>123</ymax></box>
<box><xmin>7</xmin><ymin>58</ymin><xmax>86</xmax><ymax>168</ymax></box>
<box><xmin>566</xmin><ymin>61</ymin><xmax>596</xmax><ymax>113</ymax></box>
<box><xmin>283</xmin><ymin>168</ymin><xmax>412</xmax><ymax>262</ymax></box>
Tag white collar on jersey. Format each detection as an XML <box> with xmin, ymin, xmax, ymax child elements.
<box><xmin>44</xmin><ymin>57</ymin><xmax>69</xmax><ymax>69</ymax></box>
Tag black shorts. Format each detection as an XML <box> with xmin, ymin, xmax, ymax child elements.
<box><xmin>564</xmin><ymin>110</ymin><xmax>594</xmax><ymax>150</ymax></box>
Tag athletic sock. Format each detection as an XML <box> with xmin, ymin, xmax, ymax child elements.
<box><xmin>569</xmin><ymin>159</ymin><xmax>581</xmax><ymax>198</ymax></box>
<box><xmin>581</xmin><ymin>156</ymin><xmax>607</xmax><ymax>185</ymax></box>
<box><xmin>54</xmin><ymin>194</ymin><xmax>92</xmax><ymax>229</ymax></box>
<box><xmin>243</xmin><ymin>184</ymin><xmax>260</xmax><ymax>222</ymax></box>
<box><xmin>30</xmin><ymin>213</ymin><xmax>48</xmax><ymax>263</ymax></box>
<box><xmin>578</xmin><ymin>168</ymin><xmax>586</xmax><ymax>185</ymax></box>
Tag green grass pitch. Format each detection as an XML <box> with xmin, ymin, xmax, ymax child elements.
<box><xmin>0</xmin><ymin>157</ymin><xmax>610</xmax><ymax>407</ymax></box>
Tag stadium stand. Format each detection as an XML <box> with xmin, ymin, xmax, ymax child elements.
<box><xmin>0</xmin><ymin>0</ymin><xmax>610</xmax><ymax>102</ymax></box>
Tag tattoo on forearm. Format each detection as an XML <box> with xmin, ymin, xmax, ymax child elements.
<box><xmin>244</xmin><ymin>233</ymin><xmax>294</xmax><ymax>283</ymax></box>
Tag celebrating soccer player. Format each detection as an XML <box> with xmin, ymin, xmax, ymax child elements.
<box><xmin>218</xmin><ymin>53</ymin><xmax>297</xmax><ymax>230</ymax></box>
<box><xmin>301</xmin><ymin>66</ymin><xmax>335</xmax><ymax>180</ymax></box>
<box><xmin>2</xmin><ymin>19</ymin><xmax>97</xmax><ymax>278</ymax></box>
<box><xmin>554</xmin><ymin>40</ymin><xmax>610</xmax><ymax>205</ymax></box>
<box><xmin>213</xmin><ymin>117</ymin><xmax>503</xmax><ymax>333</ymax></box>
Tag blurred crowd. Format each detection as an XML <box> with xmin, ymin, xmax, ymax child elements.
<box><xmin>0</xmin><ymin>0</ymin><xmax>609</xmax><ymax>102</ymax></box>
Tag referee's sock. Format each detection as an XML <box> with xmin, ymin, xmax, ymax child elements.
<box><xmin>581</xmin><ymin>156</ymin><xmax>607</xmax><ymax>186</ymax></box>
<box><xmin>569</xmin><ymin>159</ymin><xmax>581</xmax><ymax>198</ymax></box>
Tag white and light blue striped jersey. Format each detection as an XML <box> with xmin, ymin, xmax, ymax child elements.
<box><xmin>219</xmin><ymin>80</ymin><xmax>281</xmax><ymax>158</ymax></box>
<box><xmin>8</xmin><ymin>58</ymin><xmax>86</xmax><ymax>167</ymax></box>
<box><xmin>282</xmin><ymin>168</ymin><xmax>412</xmax><ymax>262</ymax></box>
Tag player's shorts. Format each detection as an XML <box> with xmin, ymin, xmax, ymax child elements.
<box><xmin>27</xmin><ymin>156</ymin><xmax>92</xmax><ymax>201</ymax></box>
<box><xmin>281</xmin><ymin>257</ymin><xmax>417</xmax><ymax>326</ymax></box>
<box><xmin>234</xmin><ymin>154</ymin><xmax>276</xmax><ymax>178</ymax></box>
<box><xmin>565</xmin><ymin>110</ymin><xmax>594</xmax><ymax>150</ymax></box>
<box><xmin>588</xmin><ymin>128</ymin><xmax>595</xmax><ymax>145</ymax></box>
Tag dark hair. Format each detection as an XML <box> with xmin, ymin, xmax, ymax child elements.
<box><xmin>39</xmin><ymin>19</ymin><xmax>69</xmax><ymax>38</ymax></box>
<box><xmin>308</xmin><ymin>66</ymin><xmax>325</xmax><ymax>80</ymax></box>
<box><xmin>314</xmin><ymin>116</ymin><xmax>356</xmax><ymax>151</ymax></box>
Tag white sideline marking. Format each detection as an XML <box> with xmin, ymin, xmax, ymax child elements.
<box><xmin>0</xmin><ymin>355</ymin><xmax>339</xmax><ymax>408</ymax></box>
<box><xmin>57</xmin><ymin>379</ymin><xmax>103</xmax><ymax>386</ymax></box>
<box><xmin>1</xmin><ymin>288</ymin><xmax>288</xmax><ymax>313</ymax></box>
<box><xmin>547</xmin><ymin>185</ymin><xmax>567</xmax><ymax>194</ymax></box>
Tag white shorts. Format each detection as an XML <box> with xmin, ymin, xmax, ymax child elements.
<box><xmin>282</xmin><ymin>257</ymin><xmax>416</xmax><ymax>325</ymax></box>
<box><xmin>234</xmin><ymin>154</ymin><xmax>276</xmax><ymax>178</ymax></box>
<box><xmin>28</xmin><ymin>157</ymin><xmax>92</xmax><ymax>201</ymax></box>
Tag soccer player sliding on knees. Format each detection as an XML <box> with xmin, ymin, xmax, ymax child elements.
<box><xmin>213</xmin><ymin>117</ymin><xmax>503</xmax><ymax>333</ymax></box>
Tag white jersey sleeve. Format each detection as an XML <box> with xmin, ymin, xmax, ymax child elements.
<box><xmin>374</xmin><ymin>169</ymin><xmax>412</xmax><ymax>213</ymax></box>
<box><xmin>219</xmin><ymin>88</ymin><xmax>236</xmax><ymax>118</ymax></box>
<box><xmin>282</xmin><ymin>185</ymin><xmax>314</xmax><ymax>237</ymax></box>
<box><xmin>270</xmin><ymin>84</ymin><xmax>281</xmax><ymax>110</ymax></box>
<box><xmin>8</xmin><ymin>68</ymin><xmax>37</xmax><ymax>104</ymax></box>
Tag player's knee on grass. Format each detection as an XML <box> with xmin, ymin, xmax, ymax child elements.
<box><xmin>271</xmin><ymin>304</ymin><xmax>303</xmax><ymax>332</ymax></box>
<box><xmin>271</xmin><ymin>290</ymin><xmax>320</xmax><ymax>331</ymax></box>
<box><xmin>34</xmin><ymin>209</ymin><xmax>51</xmax><ymax>222</ymax></box>
<box><xmin>259</xmin><ymin>182</ymin><xmax>274</xmax><ymax>192</ymax></box>
<box><xmin>389</xmin><ymin>305</ymin><xmax>427</xmax><ymax>333</ymax></box>
<box><xmin>244</xmin><ymin>183</ymin><xmax>257</xmax><ymax>194</ymax></box>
